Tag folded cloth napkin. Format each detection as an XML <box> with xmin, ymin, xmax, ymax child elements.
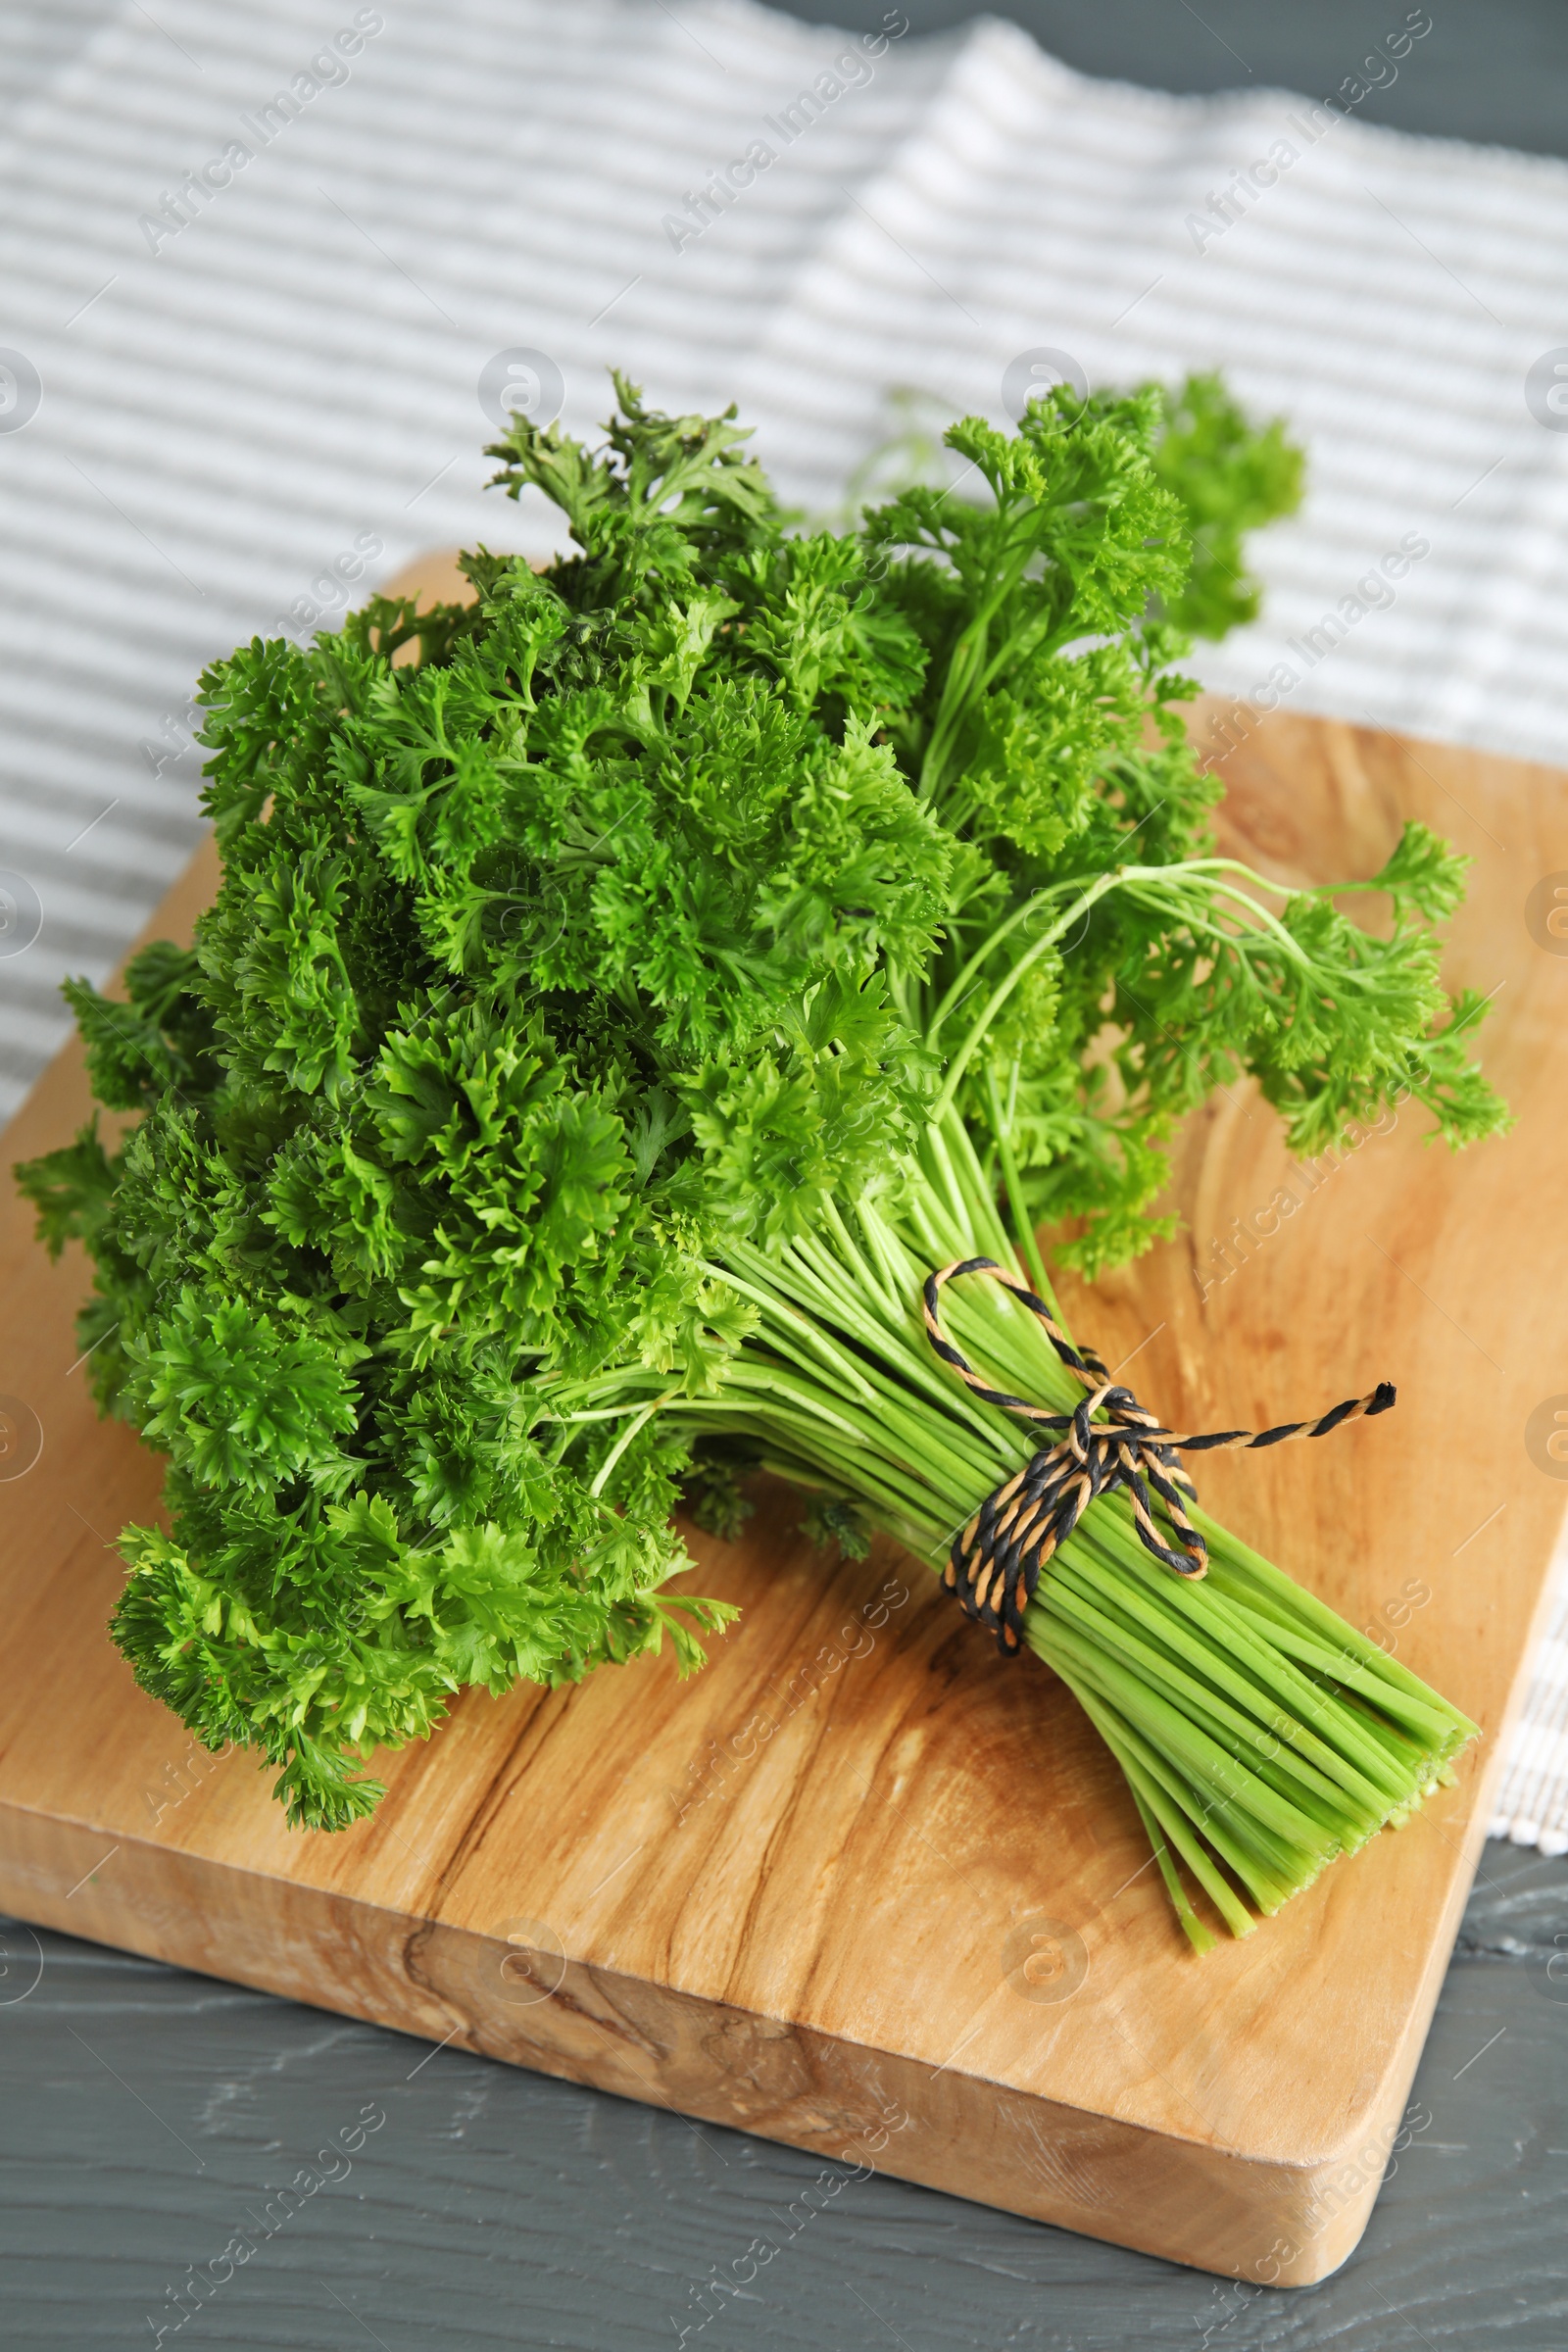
<box><xmin>0</xmin><ymin>0</ymin><xmax>1562</xmax><ymax>1848</ymax></box>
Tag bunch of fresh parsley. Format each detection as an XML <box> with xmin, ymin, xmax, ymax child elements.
<box><xmin>17</xmin><ymin>375</ymin><xmax>1502</xmax><ymax>1866</ymax></box>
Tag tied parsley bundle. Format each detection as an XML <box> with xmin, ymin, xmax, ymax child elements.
<box><xmin>19</xmin><ymin>376</ymin><xmax>1501</xmax><ymax>1948</ymax></box>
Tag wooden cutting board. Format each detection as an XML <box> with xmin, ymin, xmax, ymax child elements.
<box><xmin>1</xmin><ymin>677</ymin><xmax>1563</xmax><ymax>2287</ymax></box>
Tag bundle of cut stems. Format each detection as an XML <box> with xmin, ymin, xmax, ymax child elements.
<box><xmin>671</xmin><ymin>1111</ymin><xmax>1476</xmax><ymax>1953</ymax></box>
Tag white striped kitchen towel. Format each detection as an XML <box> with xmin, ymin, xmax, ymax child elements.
<box><xmin>0</xmin><ymin>0</ymin><xmax>1562</xmax><ymax>1851</ymax></box>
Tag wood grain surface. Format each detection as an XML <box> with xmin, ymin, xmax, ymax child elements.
<box><xmin>0</xmin><ymin>670</ymin><xmax>1563</xmax><ymax>2286</ymax></box>
<box><xmin>6</xmin><ymin>1845</ymin><xmax>1562</xmax><ymax>2352</ymax></box>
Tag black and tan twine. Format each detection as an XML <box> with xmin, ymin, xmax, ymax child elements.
<box><xmin>922</xmin><ymin>1256</ymin><xmax>1396</xmax><ymax>1654</ymax></box>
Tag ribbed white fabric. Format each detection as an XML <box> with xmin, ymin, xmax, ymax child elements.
<box><xmin>0</xmin><ymin>0</ymin><xmax>1562</xmax><ymax>1852</ymax></box>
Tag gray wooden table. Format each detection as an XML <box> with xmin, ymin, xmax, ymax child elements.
<box><xmin>786</xmin><ymin>0</ymin><xmax>1568</xmax><ymax>161</ymax></box>
<box><xmin>2</xmin><ymin>1843</ymin><xmax>1564</xmax><ymax>2350</ymax></box>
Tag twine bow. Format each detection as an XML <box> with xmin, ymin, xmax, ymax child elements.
<box><xmin>922</xmin><ymin>1256</ymin><xmax>1396</xmax><ymax>1655</ymax></box>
